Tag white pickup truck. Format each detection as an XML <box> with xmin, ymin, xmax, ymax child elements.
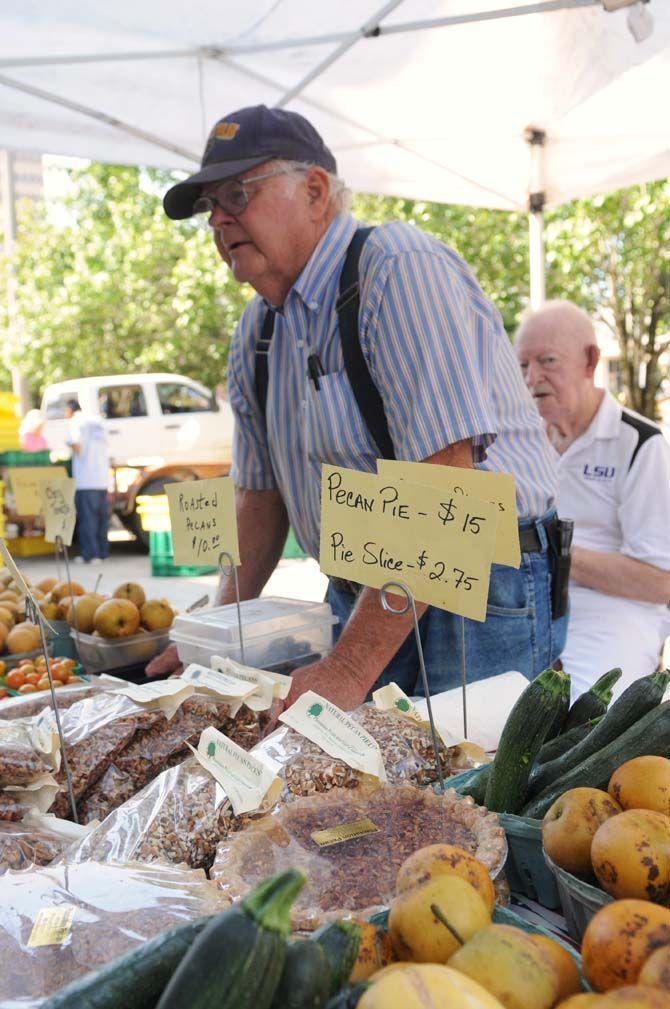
<box><xmin>41</xmin><ymin>373</ymin><xmax>235</xmax><ymax>544</ymax></box>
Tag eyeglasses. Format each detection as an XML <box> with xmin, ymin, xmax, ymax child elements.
<box><xmin>193</xmin><ymin>167</ymin><xmax>301</xmax><ymax>222</ymax></box>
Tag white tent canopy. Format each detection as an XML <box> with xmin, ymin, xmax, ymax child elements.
<box><xmin>1</xmin><ymin>0</ymin><xmax>669</xmax><ymax>213</ymax></box>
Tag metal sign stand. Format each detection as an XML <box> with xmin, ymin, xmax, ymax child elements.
<box><xmin>380</xmin><ymin>579</ymin><xmax>445</xmax><ymax>793</ymax></box>
<box><xmin>25</xmin><ymin>588</ymin><xmax>79</xmax><ymax>824</ymax></box>
<box><xmin>460</xmin><ymin>616</ymin><xmax>468</xmax><ymax>739</ymax></box>
<box><xmin>54</xmin><ymin>535</ymin><xmax>83</xmax><ymax>661</ymax></box>
<box><xmin>218</xmin><ymin>550</ymin><xmax>245</xmax><ymax>666</ymax></box>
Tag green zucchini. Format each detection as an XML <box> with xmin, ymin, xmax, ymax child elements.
<box><xmin>156</xmin><ymin>869</ymin><xmax>305</xmax><ymax>1009</ymax></box>
<box><xmin>535</xmin><ymin>718</ymin><xmax>600</xmax><ymax>765</ymax></box>
<box><xmin>40</xmin><ymin>916</ymin><xmax>215</xmax><ymax>1009</ymax></box>
<box><xmin>325</xmin><ymin>983</ymin><xmax>370</xmax><ymax>1009</ymax></box>
<box><xmin>270</xmin><ymin>939</ymin><xmax>331</xmax><ymax>1009</ymax></box>
<box><xmin>483</xmin><ymin>667</ymin><xmax>571</xmax><ymax>813</ymax></box>
<box><xmin>526</xmin><ymin>669</ymin><xmax>670</xmax><ymax>799</ymax></box>
<box><xmin>563</xmin><ymin>668</ymin><xmax>622</xmax><ymax>732</ymax></box>
<box><xmin>313</xmin><ymin>920</ymin><xmax>362</xmax><ymax>996</ymax></box>
<box><xmin>544</xmin><ymin>686</ymin><xmax>570</xmax><ymax>741</ymax></box>
<box><xmin>450</xmin><ymin>764</ymin><xmax>490</xmax><ymax>804</ymax></box>
<box><xmin>522</xmin><ymin>700</ymin><xmax>670</xmax><ymax>818</ymax></box>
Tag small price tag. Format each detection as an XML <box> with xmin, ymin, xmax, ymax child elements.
<box><xmin>165</xmin><ymin>477</ymin><xmax>239</xmax><ymax>567</ymax></box>
<box><xmin>377</xmin><ymin>460</ymin><xmax>520</xmax><ymax>569</ymax></box>
<box><xmin>42</xmin><ymin>478</ymin><xmax>77</xmax><ymax>546</ymax></box>
<box><xmin>319</xmin><ymin>465</ymin><xmax>499</xmax><ymax>621</ymax></box>
<box><xmin>27</xmin><ymin>906</ymin><xmax>75</xmax><ymax>948</ymax></box>
<box><xmin>311</xmin><ymin>818</ymin><xmax>379</xmax><ymax>848</ymax></box>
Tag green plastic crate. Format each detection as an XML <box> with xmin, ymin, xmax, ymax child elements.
<box><xmin>282</xmin><ymin>528</ymin><xmax>307</xmax><ymax>560</ymax></box>
<box><xmin>0</xmin><ymin>450</ymin><xmax>51</xmax><ymax>467</ymax></box>
<box><xmin>149</xmin><ymin>530</ymin><xmax>218</xmax><ymax>577</ymax></box>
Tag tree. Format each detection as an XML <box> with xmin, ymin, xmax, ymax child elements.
<box><xmin>0</xmin><ymin>163</ymin><xmax>251</xmax><ymax>400</ymax></box>
<box><xmin>2</xmin><ymin>162</ymin><xmax>668</xmax><ymax>420</ymax></box>
<box><xmin>546</xmin><ymin>181</ymin><xmax>670</xmax><ymax>418</ymax></box>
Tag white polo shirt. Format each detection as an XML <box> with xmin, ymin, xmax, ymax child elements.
<box><xmin>557</xmin><ymin>391</ymin><xmax>670</xmax><ymax>698</ymax></box>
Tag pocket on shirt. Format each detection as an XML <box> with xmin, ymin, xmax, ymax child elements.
<box><xmin>305</xmin><ymin>369</ymin><xmax>374</xmax><ymax>468</ymax></box>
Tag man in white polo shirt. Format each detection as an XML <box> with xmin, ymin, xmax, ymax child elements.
<box><xmin>516</xmin><ymin>300</ymin><xmax>670</xmax><ymax>698</ymax></box>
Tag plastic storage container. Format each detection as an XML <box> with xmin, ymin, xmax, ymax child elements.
<box><xmin>72</xmin><ymin>628</ymin><xmax>171</xmax><ymax>673</ymax></box>
<box><xmin>544</xmin><ymin>852</ymin><xmax>612</xmax><ymax>941</ymax></box>
<box><xmin>6</xmin><ymin>536</ymin><xmax>55</xmax><ymax>557</ymax></box>
<box><xmin>170</xmin><ymin>596</ymin><xmax>338</xmax><ymax>671</ymax></box>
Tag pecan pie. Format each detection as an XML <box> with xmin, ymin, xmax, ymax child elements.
<box><xmin>212</xmin><ymin>782</ymin><xmax>506</xmax><ymax>930</ymax></box>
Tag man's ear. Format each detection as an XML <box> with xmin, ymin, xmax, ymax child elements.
<box><xmin>585</xmin><ymin>343</ymin><xmax>600</xmax><ymax>378</ymax></box>
<box><xmin>304</xmin><ymin>167</ymin><xmax>331</xmax><ymax>220</ymax></box>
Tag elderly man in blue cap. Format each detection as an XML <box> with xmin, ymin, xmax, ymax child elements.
<box><xmin>150</xmin><ymin>105</ymin><xmax>565</xmax><ymax>712</ymax></box>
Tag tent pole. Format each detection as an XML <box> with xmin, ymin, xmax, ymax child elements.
<box><xmin>528</xmin><ymin>208</ymin><xmax>546</xmax><ymax>309</ymax></box>
<box><xmin>526</xmin><ymin>127</ymin><xmax>547</xmax><ymax>308</ymax></box>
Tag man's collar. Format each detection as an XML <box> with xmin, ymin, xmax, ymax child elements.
<box><xmin>291</xmin><ymin>213</ymin><xmax>358</xmax><ymax>312</ymax></box>
<box><xmin>590</xmin><ymin>390</ymin><xmax>622</xmax><ymax>440</ymax></box>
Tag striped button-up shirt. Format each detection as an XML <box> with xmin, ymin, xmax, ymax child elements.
<box><xmin>229</xmin><ymin>213</ymin><xmax>558</xmax><ymax>559</ymax></box>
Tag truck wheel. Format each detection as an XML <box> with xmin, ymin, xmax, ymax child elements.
<box><xmin>131</xmin><ymin>477</ymin><xmax>179</xmax><ymax>551</ymax></box>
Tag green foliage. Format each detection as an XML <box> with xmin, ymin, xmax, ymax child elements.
<box><xmin>0</xmin><ymin>163</ymin><xmax>251</xmax><ymax>401</ymax></box>
<box><xmin>1</xmin><ymin>163</ymin><xmax>668</xmax><ymax>419</ymax></box>
<box><xmin>545</xmin><ymin>180</ymin><xmax>670</xmax><ymax>417</ymax></box>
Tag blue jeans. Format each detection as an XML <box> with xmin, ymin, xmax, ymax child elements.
<box><xmin>327</xmin><ymin>508</ymin><xmax>568</xmax><ymax>697</ymax></box>
<box><xmin>75</xmin><ymin>489</ymin><xmax>109</xmax><ymax>561</ymax></box>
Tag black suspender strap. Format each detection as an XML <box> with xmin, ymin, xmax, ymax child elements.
<box><xmin>254</xmin><ymin>225</ymin><xmax>395</xmax><ymax>459</ymax></box>
<box><xmin>336</xmin><ymin>227</ymin><xmax>396</xmax><ymax>460</ymax></box>
<box><xmin>254</xmin><ymin>307</ymin><xmax>276</xmax><ymax>418</ymax></box>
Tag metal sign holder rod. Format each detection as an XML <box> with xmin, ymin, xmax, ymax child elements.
<box><xmin>218</xmin><ymin>550</ymin><xmax>245</xmax><ymax>666</ymax></box>
<box><xmin>380</xmin><ymin>579</ymin><xmax>445</xmax><ymax>793</ymax></box>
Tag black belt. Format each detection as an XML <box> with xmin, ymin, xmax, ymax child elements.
<box><xmin>330</xmin><ymin>515</ymin><xmax>559</xmax><ymax>597</ymax></box>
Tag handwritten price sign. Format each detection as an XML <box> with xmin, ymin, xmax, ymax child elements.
<box><xmin>319</xmin><ymin>466</ymin><xmax>498</xmax><ymax>620</ymax></box>
<box><xmin>8</xmin><ymin>466</ymin><xmax>68</xmax><ymax>516</ymax></box>
<box><xmin>377</xmin><ymin>460</ymin><xmax>520</xmax><ymax>568</ymax></box>
<box><xmin>42</xmin><ymin>478</ymin><xmax>76</xmax><ymax>546</ymax></box>
<box><xmin>165</xmin><ymin>476</ymin><xmax>239</xmax><ymax>567</ymax></box>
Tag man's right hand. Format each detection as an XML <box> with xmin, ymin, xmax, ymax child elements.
<box><xmin>145</xmin><ymin>643</ymin><xmax>183</xmax><ymax>678</ymax></box>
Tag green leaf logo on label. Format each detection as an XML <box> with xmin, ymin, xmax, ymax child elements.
<box><xmin>394</xmin><ymin>698</ymin><xmax>411</xmax><ymax>712</ymax></box>
<box><xmin>207</xmin><ymin>741</ymin><xmax>216</xmax><ymax>759</ymax></box>
<box><xmin>307</xmin><ymin>702</ymin><xmax>323</xmax><ymax>719</ymax></box>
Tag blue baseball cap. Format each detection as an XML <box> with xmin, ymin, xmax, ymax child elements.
<box><xmin>164</xmin><ymin>104</ymin><xmax>337</xmax><ymax>220</ymax></box>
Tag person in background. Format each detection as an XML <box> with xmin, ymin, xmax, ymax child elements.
<box><xmin>64</xmin><ymin>399</ymin><xmax>110</xmax><ymax>565</ymax></box>
<box><xmin>18</xmin><ymin>409</ymin><xmax>48</xmax><ymax>453</ymax></box>
<box><xmin>148</xmin><ymin>103</ymin><xmax>565</xmax><ymax>705</ymax></box>
<box><xmin>515</xmin><ymin>300</ymin><xmax>670</xmax><ymax>698</ymax></box>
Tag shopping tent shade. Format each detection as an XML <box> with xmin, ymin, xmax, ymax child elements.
<box><xmin>1</xmin><ymin>1</ymin><xmax>669</xmax><ymax>210</ymax></box>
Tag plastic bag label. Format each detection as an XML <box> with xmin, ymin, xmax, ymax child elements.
<box><xmin>191</xmin><ymin>726</ymin><xmax>281</xmax><ymax>816</ymax></box>
<box><xmin>211</xmin><ymin>656</ymin><xmax>292</xmax><ymax>712</ymax></box>
<box><xmin>372</xmin><ymin>683</ymin><xmax>424</xmax><ymax>723</ymax></box>
<box><xmin>27</xmin><ymin>906</ymin><xmax>75</xmax><ymax>947</ymax></box>
<box><xmin>182</xmin><ymin>663</ymin><xmax>257</xmax><ymax>716</ymax></box>
<box><xmin>114</xmin><ymin>679</ymin><xmax>194</xmax><ymax>720</ymax></box>
<box><xmin>311</xmin><ymin>817</ymin><xmax>379</xmax><ymax>848</ymax></box>
<box><xmin>279</xmin><ymin>691</ymin><xmax>387</xmax><ymax>782</ymax></box>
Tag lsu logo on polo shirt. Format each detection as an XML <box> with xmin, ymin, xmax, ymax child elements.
<box><xmin>583</xmin><ymin>464</ymin><xmax>615</xmax><ymax>481</ymax></box>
